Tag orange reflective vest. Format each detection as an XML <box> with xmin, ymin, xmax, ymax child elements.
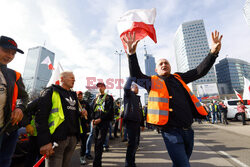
<box><xmin>147</xmin><ymin>74</ymin><xmax>208</xmax><ymax>125</ymax></box>
<box><xmin>12</xmin><ymin>71</ymin><xmax>21</xmax><ymax>111</ymax></box>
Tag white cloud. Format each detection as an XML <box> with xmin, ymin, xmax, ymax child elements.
<box><xmin>1</xmin><ymin>0</ymin><xmax>250</xmax><ymax>105</ymax></box>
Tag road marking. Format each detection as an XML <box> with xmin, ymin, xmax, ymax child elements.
<box><xmin>219</xmin><ymin>151</ymin><xmax>249</xmax><ymax>167</ymax></box>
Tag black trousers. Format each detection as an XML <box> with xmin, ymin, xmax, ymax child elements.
<box><xmin>24</xmin><ymin>136</ymin><xmax>44</xmax><ymax>167</ymax></box>
<box><xmin>222</xmin><ymin>112</ymin><xmax>228</xmax><ymax>124</ymax></box>
<box><xmin>93</xmin><ymin>121</ymin><xmax>109</xmax><ymax>167</ymax></box>
<box><xmin>242</xmin><ymin>112</ymin><xmax>246</xmax><ymax>125</ymax></box>
<box><xmin>80</xmin><ymin>125</ymin><xmax>88</xmax><ymax>157</ymax></box>
<box><xmin>125</xmin><ymin>121</ymin><xmax>140</xmax><ymax>167</ymax></box>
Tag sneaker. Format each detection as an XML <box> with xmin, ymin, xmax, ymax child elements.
<box><xmin>103</xmin><ymin>147</ymin><xmax>110</xmax><ymax>152</ymax></box>
<box><xmin>80</xmin><ymin>156</ymin><xmax>87</xmax><ymax>165</ymax></box>
<box><xmin>85</xmin><ymin>154</ymin><xmax>93</xmax><ymax>160</ymax></box>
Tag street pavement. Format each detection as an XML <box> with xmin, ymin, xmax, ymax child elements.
<box><xmin>12</xmin><ymin>120</ymin><xmax>250</xmax><ymax>167</ymax></box>
<box><xmin>71</xmin><ymin>121</ymin><xmax>250</xmax><ymax>167</ymax></box>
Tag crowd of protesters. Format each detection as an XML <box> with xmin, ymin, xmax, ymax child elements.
<box><xmin>0</xmin><ymin>28</ymin><xmax>247</xmax><ymax>167</ymax></box>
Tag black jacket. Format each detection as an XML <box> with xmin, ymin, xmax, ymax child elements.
<box><xmin>92</xmin><ymin>94</ymin><xmax>114</xmax><ymax>122</ymax></box>
<box><xmin>21</xmin><ymin>98</ymin><xmax>40</xmax><ymax>127</ymax></box>
<box><xmin>0</xmin><ymin>64</ymin><xmax>28</xmax><ymax>133</ymax></box>
<box><xmin>36</xmin><ymin>85</ymin><xmax>81</xmax><ymax>147</ymax></box>
<box><xmin>123</xmin><ymin>77</ymin><xmax>145</xmax><ymax>127</ymax></box>
<box><xmin>128</xmin><ymin>52</ymin><xmax>218</xmax><ymax>129</ymax></box>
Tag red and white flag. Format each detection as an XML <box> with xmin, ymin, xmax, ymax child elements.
<box><xmin>41</xmin><ymin>56</ymin><xmax>54</xmax><ymax>70</ymax></box>
<box><xmin>234</xmin><ymin>89</ymin><xmax>243</xmax><ymax>102</ymax></box>
<box><xmin>243</xmin><ymin>77</ymin><xmax>250</xmax><ymax>104</ymax></box>
<box><xmin>47</xmin><ymin>62</ymin><xmax>64</xmax><ymax>87</ymax></box>
<box><xmin>117</xmin><ymin>8</ymin><xmax>157</xmax><ymax>52</ymax></box>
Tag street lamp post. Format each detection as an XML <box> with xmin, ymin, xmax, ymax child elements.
<box><xmin>115</xmin><ymin>50</ymin><xmax>124</xmax><ymax>102</ymax></box>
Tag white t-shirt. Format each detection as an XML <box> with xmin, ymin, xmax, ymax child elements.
<box><xmin>0</xmin><ymin>69</ymin><xmax>7</xmax><ymax>128</ymax></box>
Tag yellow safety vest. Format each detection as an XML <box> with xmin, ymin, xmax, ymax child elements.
<box><xmin>48</xmin><ymin>91</ymin><xmax>83</xmax><ymax>134</ymax></box>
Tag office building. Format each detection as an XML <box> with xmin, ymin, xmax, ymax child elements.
<box><xmin>23</xmin><ymin>46</ymin><xmax>55</xmax><ymax>95</ymax></box>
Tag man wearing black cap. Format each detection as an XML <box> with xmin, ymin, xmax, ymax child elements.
<box><xmin>0</xmin><ymin>36</ymin><xmax>28</xmax><ymax>167</ymax></box>
<box><xmin>92</xmin><ymin>82</ymin><xmax>114</xmax><ymax>167</ymax></box>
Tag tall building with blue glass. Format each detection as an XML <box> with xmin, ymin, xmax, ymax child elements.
<box><xmin>144</xmin><ymin>54</ymin><xmax>157</xmax><ymax>76</ymax></box>
<box><xmin>174</xmin><ymin>19</ymin><xmax>217</xmax><ymax>95</ymax></box>
<box><xmin>23</xmin><ymin>46</ymin><xmax>55</xmax><ymax>95</ymax></box>
<box><xmin>215</xmin><ymin>58</ymin><xmax>250</xmax><ymax>94</ymax></box>
<box><xmin>144</xmin><ymin>47</ymin><xmax>156</xmax><ymax>104</ymax></box>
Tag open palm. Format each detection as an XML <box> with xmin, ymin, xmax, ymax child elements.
<box><xmin>122</xmin><ymin>32</ymin><xmax>140</xmax><ymax>55</ymax></box>
<box><xmin>211</xmin><ymin>30</ymin><xmax>223</xmax><ymax>54</ymax></box>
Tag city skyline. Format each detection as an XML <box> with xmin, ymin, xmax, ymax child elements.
<box><xmin>1</xmin><ymin>0</ymin><xmax>250</xmax><ymax>103</ymax></box>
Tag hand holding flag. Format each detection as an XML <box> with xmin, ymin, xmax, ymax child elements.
<box><xmin>117</xmin><ymin>8</ymin><xmax>157</xmax><ymax>53</ymax></box>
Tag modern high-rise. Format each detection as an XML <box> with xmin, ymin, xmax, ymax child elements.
<box><xmin>144</xmin><ymin>46</ymin><xmax>156</xmax><ymax>104</ymax></box>
<box><xmin>144</xmin><ymin>47</ymin><xmax>157</xmax><ymax>76</ymax></box>
<box><xmin>174</xmin><ymin>19</ymin><xmax>217</xmax><ymax>96</ymax></box>
<box><xmin>215</xmin><ymin>58</ymin><xmax>250</xmax><ymax>94</ymax></box>
<box><xmin>23</xmin><ymin>46</ymin><xmax>55</xmax><ymax>95</ymax></box>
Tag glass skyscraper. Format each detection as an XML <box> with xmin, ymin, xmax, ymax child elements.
<box><xmin>144</xmin><ymin>47</ymin><xmax>156</xmax><ymax>104</ymax></box>
<box><xmin>144</xmin><ymin>53</ymin><xmax>157</xmax><ymax>76</ymax></box>
<box><xmin>23</xmin><ymin>46</ymin><xmax>55</xmax><ymax>95</ymax></box>
<box><xmin>215</xmin><ymin>58</ymin><xmax>250</xmax><ymax>94</ymax></box>
<box><xmin>174</xmin><ymin>19</ymin><xmax>217</xmax><ymax>95</ymax></box>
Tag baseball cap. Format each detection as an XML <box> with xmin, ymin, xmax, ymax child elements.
<box><xmin>76</xmin><ymin>91</ymin><xmax>83</xmax><ymax>95</ymax></box>
<box><xmin>96</xmin><ymin>82</ymin><xmax>105</xmax><ymax>87</ymax></box>
<box><xmin>0</xmin><ymin>36</ymin><xmax>24</xmax><ymax>54</ymax></box>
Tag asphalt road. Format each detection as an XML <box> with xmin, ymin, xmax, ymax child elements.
<box><xmin>11</xmin><ymin>120</ymin><xmax>250</xmax><ymax>167</ymax></box>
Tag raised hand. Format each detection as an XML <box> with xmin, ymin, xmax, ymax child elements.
<box><xmin>122</xmin><ymin>32</ymin><xmax>140</xmax><ymax>55</ymax></box>
<box><xmin>211</xmin><ymin>30</ymin><xmax>223</xmax><ymax>54</ymax></box>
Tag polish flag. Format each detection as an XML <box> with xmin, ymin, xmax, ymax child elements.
<box><xmin>117</xmin><ymin>8</ymin><xmax>157</xmax><ymax>52</ymax></box>
<box><xmin>243</xmin><ymin>77</ymin><xmax>250</xmax><ymax>104</ymax></box>
<box><xmin>234</xmin><ymin>89</ymin><xmax>243</xmax><ymax>102</ymax></box>
<box><xmin>41</xmin><ymin>56</ymin><xmax>54</xmax><ymax>70</ymax></box>
<box><xmin>47</xmin><ymin>62</ymin><xmax>64</xmax><ymax>87</ymax></box>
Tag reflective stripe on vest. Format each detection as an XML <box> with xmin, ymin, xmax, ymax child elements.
<box><xmin>147</xmin><ymin>75</ymin><xmax>169</xmax><ymax>125</ymax></box>
<box><xmin>94</xmin><ymin>93</ymin><xmax>108</xmax><ymax>113</ymax></box>
<box><xmin>12</xmin><ymin>71</ymin><xmax>21</xmax><ymax>111</ymax></box>
<box><xmin>174</xmin><ymin>74</ymin><xmax>208</xmax><ymax>116</ymax></box>
<box><xmin>147</xmin><ymin>109</ymin><xmax>169</xmax><ymax>116</ymax></box>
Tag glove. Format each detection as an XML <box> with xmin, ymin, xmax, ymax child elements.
<box><xmin>26</xmin><ymin>124</ymin><xmax>35</xmax><ymax>136</ymax></box>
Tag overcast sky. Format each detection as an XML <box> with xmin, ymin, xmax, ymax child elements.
<box><xmin>1</xmin><ymin>0</ymin><xmax>249</xmax><ymax>104</ymax></box>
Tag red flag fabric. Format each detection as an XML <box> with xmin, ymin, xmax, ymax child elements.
<box><xmin>47</xmin><ymin>62</ymin><xmax>64</xmax><ymax>87</ymax></box>
<box><xmin>117</xmin><ymin>8</ymin><xmax>157</xmax><ymax>52</ymax></box>
<box><xmin>234</xmin><ymin>89</ymin><xmax>243</xmax><ymax>102</ymax></box>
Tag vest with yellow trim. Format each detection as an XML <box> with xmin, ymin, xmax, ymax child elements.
<box><xmin>147</xmin><ymin>74</ymin><xmax>208</xmax><ymax>125</ymax></box>
<box><xmin>48</xmin><ymin>91</ymin><xmax>83</xmax><ymax>135</ymax></box>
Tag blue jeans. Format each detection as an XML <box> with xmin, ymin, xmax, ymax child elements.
<box><xmin>0</xmin><ymin>130</ymin><xmax>19</xmax><ymax>167</ymax></box>
<box><xmin>212</xmin><ymin>112</ymin><xmax>217</xmax><ymax>124</ymax></box>
<box><xmin>86</xmin><ymin>123</ymin><xmax>94</xmax><ymax>155</ymax></box>
<box><xmin>161</xmin><ymin>128</ymin><xmax>194</xmax><ymax>167</ymax></box>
